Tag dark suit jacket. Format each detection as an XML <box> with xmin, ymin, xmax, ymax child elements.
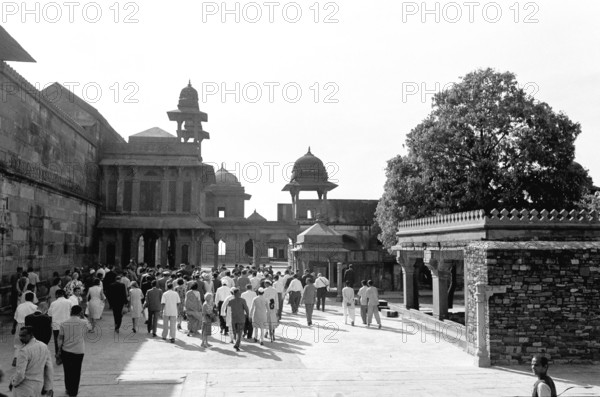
<box><xmin>25</xmin><ymin>311</ymin><xmax>52</xmax><ymax>344</ymax></box>
<box><xmin>145</xmin><ymin>287</ymin><xmax>163</xmax><ymax>312</ymax></box>
<box><xmin>107</xmin><ymin>281</ymin><xmax>128</xmax><ymax>307</ymax></box>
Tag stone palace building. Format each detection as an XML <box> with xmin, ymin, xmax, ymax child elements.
<box><xmin>0</xmin><ymin>27</ymin><xmax>396</xmax><ymax>307</ymax></box>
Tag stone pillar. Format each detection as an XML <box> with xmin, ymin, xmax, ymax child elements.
<box><xmin>116</xmin><ymin>166</ymin><xmax>124</xmax><ymax>212</ymax></box>
<box><xmin>115</xmin><ymin>230</ymin><xmax>123</xmax><ymax>268</ymax></box>
<box><xmin>475</xmin><ymin>282</ymin><xmax>491</xmax><ymax>367</ymax></box>
<box><xmin>161</xmin><ymin>167</ymin><xmax>169</xmax><ymax>213</ymax></box>
<box><xmin>176</xmin><ymin>167</ymin><xmax>183</xmax><ymax>213</ymax></box>
<box><xmin>132</xmin><ymin>174</ymin><xmax>140</xmax><ymax>212</ymax></box>
<box><xmin>336</xmin><ymin>262</ymin><xmax>343</xmax><ymax>301</ymax></box>
<box><xmin>213</xmin><ymin>240</ymin><xmax>219</xmax><ymax>270</ymax></box>
<box><xmin>424</xmin><ymin>250</ymin><xmax>451</xmax><ymax>320</ymax></box>
<box><xmin>398</xmin><ymin>252</ymin><xmax>417</xmax><ymax>310</ymax></box>
<box><xmin>252</xmin><ymin>238</ymin><xmax>260</xmax><ymax>267</ymax></box>
<box><xmin>160</xmin><ymin>233</ymin><xmax>168</xmax><ymax>267</ymax></box>
<box><xmin>130</xmin><ymin>231</ymin><xmax>139</xmax><ymax>263</ymax></box>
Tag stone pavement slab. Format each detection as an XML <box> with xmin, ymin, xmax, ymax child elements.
<box><xmin>1</xmin><ymin>301</ymin><xmax>599</xmax><ymax>396</ymax></box>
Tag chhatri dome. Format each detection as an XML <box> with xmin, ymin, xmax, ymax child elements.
<box><xmin>178</xmin><ymin>80</ymin><xmax>200</xmax><ymax>111</ymax></box>
<box><xmin>290</xmin><ymin>147</ymin><xmax>329</xmax><ymax>183</ymax></box>
<box><xmin>214</xmin><ymin>163</ymin><xmax>241</xmax><ymax>186</ymax></box>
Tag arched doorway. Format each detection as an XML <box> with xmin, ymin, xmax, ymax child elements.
<box><xmin>138</xmin><ymin>231</ymin><xmax>160</xmax><ymax>267</ymax></box>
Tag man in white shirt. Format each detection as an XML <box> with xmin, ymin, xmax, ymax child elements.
<box><xmin>249</xmin><ymin>271</ymin><xmax>260</xmax><ymax>291</ymax></box>
<box><xmin>26</xmin><ymin>267</ymin><xmax>40</xmax><ymax>294</ymax></box>
<box><xmin>161</xmin><ymin>283</ymin><xmax>181</xmax><ymax>342</ymax></box>
<box><xmin>48</xmin><ymin>289</ymin><xmax>73</xmax><ymax>358</ymax></box>
<box><xmin>314</xmin><ymin>273</ymin><xmax>330</xmax><ymax>311</ymax></box>
<box><xmin>366</xmin><ymin>280</ymin><xmax>382</xmax><ymax>329</ymax></box>
<box><xmin>220</xmin><ymin>271</ymin><xmax>234</xmax><ymax>289</ymax></box>
<box><xmin>285</xmin><ymin>275</ymin><xmax>303</xmax><ymax>314</ymax></box>
<box><xmin>342</xmin><ymin>281</ymin><xmax>356</xmax><ymax>326</ymax></box>
<box><xmin>13</xmin><ymin>292</ymin><xmax>38</xmax><ymax>366</ymax></box>
<box><xmin>215</xmin><ymin>284</ymin><xmax>232</xmax><ymax>335</ymax></box>
<box><xmin>10</xmin><ymin>326</ymin><xmax>54</xmax><ymax>396</ymax></box>
<box><xmin>241</xmin><ymin>285</ymin><xmax>256</xmax><ymax>339</ymax></box>
<box><xmin>68</xmin><ymin>286</ymin><xmax>83</xmax><ymax>307</ymax></box>
<box><xmin>272</xmin><ymin>275</ymin><xmax>285</xmax><ymax>320</ymax></box>
<box><xmin>357</xmin><ymin>280</ymin><xmax>369</xmax><ymax>325</ymax></box>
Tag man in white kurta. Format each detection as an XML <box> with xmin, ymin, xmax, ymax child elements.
<box><xmin>342</xmin><ymin>282</ymin><xmax>356</xmax><ymax>326</ymax></box>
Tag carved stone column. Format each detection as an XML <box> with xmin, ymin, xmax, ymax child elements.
<box><xmin>397</xmin><ymin>251</ymin><xmax>420</xmax><ymax>310</ymax></box>
<box><xmin>161</xmin><ymin>167</ymin><xmax>169</xmax><ymax>213</ymax></box>
<box><xmin>132</xmin><ymin>169</ymin><xmax>140</xmax><ymax>212</ymax></box>
<box><xmin>176</xmin><ymin>167</ymin><xmax>183</xmax><ymax>213</ymax></box>
<box><xmin>474</xmin><ymin>282</ymin><xmax>507</xmax><ymax>367</ymax></box>
<box><xmin>116</xmin><ymin>166</ymin><xmax>124</xmax><ymax>212</ymax></box>
<box><xmin>424</xmin><ymin>250</ymin><xmax>451</xmax><ymax>320</ymax></box>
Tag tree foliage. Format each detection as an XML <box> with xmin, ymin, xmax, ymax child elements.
<box><xmin>376</xmin><ymin>68</ymin><xmax>594</xmax><ymax>249</ymax></box>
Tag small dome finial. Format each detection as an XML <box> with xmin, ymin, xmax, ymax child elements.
<box><xmin>308</xmin><ymin>146</ymin><xmax>312</xmax><ymax>154</ymax></box>
<box><xmin>220</xmin><ymin>162</ymin><xmax>225</xmax><ymax>170</ymax></box>
<box><xmin>188</xmin><ymin>79</ymin><xmax>192</xmax><ymax>87</ymax></box>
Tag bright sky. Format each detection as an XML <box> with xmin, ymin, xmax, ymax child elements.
<box><xmin>4</xmin><ymin>0</ymin><xmax>600</xmax><ymax>220</ymax></box>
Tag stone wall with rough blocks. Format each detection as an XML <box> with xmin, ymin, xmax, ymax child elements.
<box><xmin>465</xmin><ymin>241</ymin><xmax>600</xmax><ymax>365</ymax></box>
<box><xmin>0</xmin><ymin>62</ymin><xmax>103</xmax><ymax>301</ymax></box>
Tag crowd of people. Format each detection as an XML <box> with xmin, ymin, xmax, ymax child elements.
<box><xmin>5</xmin><ymin>262</ymin><xmax>386</xmax><ymax>396</ymax></box>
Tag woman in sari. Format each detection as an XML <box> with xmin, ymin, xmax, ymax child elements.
<box><xmin>201</xmin><ymin>293</ymin><xmax>215</xmax><ymax>348</ymax></box>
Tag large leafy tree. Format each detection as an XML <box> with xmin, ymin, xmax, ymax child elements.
<box><xmin>376</xmin><ymin>68</ymin><xmax>593</xmax><ymax>249</ymax></box>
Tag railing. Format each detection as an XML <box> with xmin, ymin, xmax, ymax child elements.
<box><xmin>398</xmin><ymin>209</ymin><xmax>600</xmax><ymax>230</ymax></box>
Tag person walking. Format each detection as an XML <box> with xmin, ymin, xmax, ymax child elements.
<box><xmin>86</xmin><ymin>278</ymin><xmax>105</xmax><ymax>333</ymax></box>
<box><xmin>262</xmin><ymin>280</ymin><xmax>279</xmax><ymax>341</ymax></box>
<box><xmin>285</xmin><ymin>275</ymin><xmax>303</xmax><ymax>314</ymax></box>
<box><xmin>215</xmin><ymin>283</ymin><xmax>232</xmax><ymax>336</ymax></box>
<box><xmin>58</xmin><ymin>305</ymin><xmax>91</xmax><ymax>397</ymax></box>
<box><xmin>12</xmin><ymin>293</ymin><xmax>38</xmax><ymax>367</ymax></box>
<box><xmin>314</xmin><ymin>273</ymin><xmax>329</xmax><ymax>311</ymax></box>
<box><xmin>300</xmin><ymin>278</ymin><xmax>317</xmax><ymax>326</ymax></box>
<box><xmin>24</xmin><ymin>303</ymin><xmax>52</xmax><ymax>346</ymax></box>
<box><xmin>9</xmin><ymin>326</ymin><xmax>53</xmax><ymax>397</ymax></box>
<box><xmin>200</xmin><ymin>293</ymin><xmax>215</xmax><ymax>348</ymax></box>
<box><xmin>128</xmin><ymin>282</ymin><xmax>143</xmax><ymax>333</ymax></box>
<box><xmin>144</xmin><ymin>280</ymin><xmax>163</xmax><ymax>337</ymax></box>
<box><xmin>343</xmin><ymin>264</ymin><xmax>356</xmax><ymax>288</ymax></box>
<box><xmin>106</xmin><ymin>276</ymin><xmax>128</xmax><ymax>333</ymax></box>
<box><xmin>357</xmin><ymin>280</ymin><xmax>369</xmax><ymax>325</ymax></box>
<box><xmin>241</xmin><ymin>285</ymin><xmax>256</xmax><ymax>340</ymax></box>
<box><xmin>342</xmin><ymin>282</ymin><xmax>356</xmax><ymax>326</ymax></box>
<box><xmin>48</xmin><ymin>289</ymin><xmax>73</xmax><ymax>360</ymax></box>
<box><xmin>228</xmin><ymin>288</ymin><xmax>249</xmax><ymax>352</ymax></box>
<box><xmin>174</xmin><ymin>278</ymin><xmax>187</xmax><ymax>331</ymax></box>
<box><xmin>366</xmin><ymin>280</ymin><xmax>382</xmax><ymax>329</ymax></box>
<box><xmin>531</xmin><ymin>355</ymin><xmax>557</xmax><ymax>397</ymax></box>
<box><xmin>272</xmin><ymin>275</ymin><xmax>285</xmax><ymax>320</ymax></box>
<box><xmin>250</xmin><ymin>288</ymin><xmax>268</xmax><ymax>345</ymax></box>
<box><xmin>161</xmin><ymin>283</ymin><xmax>180</xmax><ymax>343</ymax></box>
<box><xmin>184</xmin><ymin>282</ymin><xmax>203</xmax><ymax>336</ymax></box>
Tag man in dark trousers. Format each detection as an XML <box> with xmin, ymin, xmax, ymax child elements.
<box><xmin>531</xmin><ymin>355</ymin><xmax>557</xmax><ymax>397</ymax></box>
<box><xmin>344</xmin><ymin>264</ymin><xmax>356</xmax><ymax>288</ymax></box>
<box><xmin>24</xmin><ymin>302</ymin><xmax>52</xmax><ymax>345</ymax></box>
<box><xmin>227</xmin><ymin>288</ymin><xmax>249</xmax><ymax>352</ymax></box>
<box><xmin>107</xmin><ymin>275</ymin><xmax>128</xmax><ymax>333</ymax></box>
<box><xmin>144</xmin><ymin>280</ymin><xmax>163</xmax><ymax>336</ymax></box>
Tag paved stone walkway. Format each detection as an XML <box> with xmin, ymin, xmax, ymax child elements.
<box><xmin>1</xmin><ymin>301</ymin><xmax>599</xmax><ymax>396</ymax></box>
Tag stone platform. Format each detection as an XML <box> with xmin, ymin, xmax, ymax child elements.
<box><xmin>1</xmin><ymin>300</ymin><xmax>599</xmax><ymax>396</ymax></box>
